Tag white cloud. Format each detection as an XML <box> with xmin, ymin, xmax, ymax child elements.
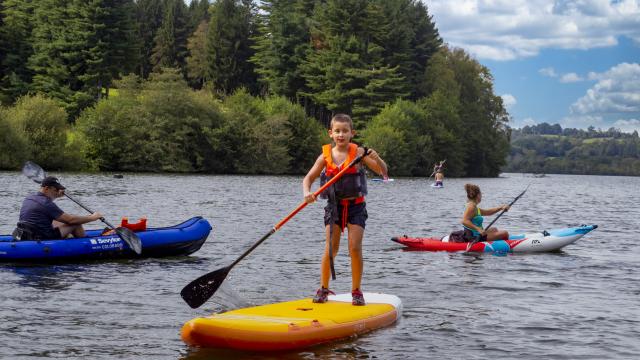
<box><xmin>425</xmin><ymin>0</ymin><xmax>640</xmax><ymax>60</ymax></box>
<box><xmin>570</xmin><ymin>62</ymin><xmax>640</xmax><ymax>114</ymax></box>
<box><xmin>539</xmin><ymin>67</ymin><xmax>558</xmax><ymax>77</ymax></box>
<box><xmin>612</xmin><ymin>118</ymin><xmax>640</xmax><ymax>133</ymax></box>
<box><xmin>559</xmin><ymin>72</ymin><xmax>584</xmax><ymax>83</ymax></box>
<box><xmin>501</xmin><ymin>94</ymin><xmax>517</xmax><ymax>108</ymax></box>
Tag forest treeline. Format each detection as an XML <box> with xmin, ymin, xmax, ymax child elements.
<box><xmin>0</xmin><ymin>0</ymin><xmax>510</xmax><ymax>176</ymax></box>
<box><xmin>504</xmin><ymin>123</ymin><xmax>640</xmax><ymax>176</ymax></box>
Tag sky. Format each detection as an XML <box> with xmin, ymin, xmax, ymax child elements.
<box><xmin>424</xmin><ymin>0</ymin><xmax>640</xmax><ymax>132</ymax></box>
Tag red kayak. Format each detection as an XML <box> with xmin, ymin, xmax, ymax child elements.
<box><xmin>391</xmin><ymin>225</ymin><xmax>597</xmax><ymax>253</ymax></box>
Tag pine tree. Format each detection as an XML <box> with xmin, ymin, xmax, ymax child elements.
<box><xmin>206</xmin><ymin>0</ymin><xmax>258</xmax><ymax>95</ymax></box>
<box><xmin>404</xmin><ymin>0</ymin><xmax>441</xmax><ymax>99</ymax></box>
<box><xmin>187</xmin><ymin>0</ymin><xmax>210</xmax><ymax>34</ymax></box>
<box><xmin>151</xmin><ymin>0</ymin><xmax>189</xmax><ymax>75</ymax></box>
<box><xmin>135</xmin><ymin>0</ymin><xmax>164</xmax><ymax>78</ymax></box>
<box><xmin>28</xmin><ymin>0</ymin><xmax>78</xmax><ymax>116</ymax></box>
<box><xmin>301</xmin><ymin>0</ymin><xmax>409</xmax><ymax>126</ymax></box>
<box><xmin>251</xmin><ymin>0</ymin><xmax>313</xmax><ymax>98</ymax></box>
<box><xmin>80</xmin><ymin>0</ymin><xmax>139</xmax><ymax>100</ymax></box>
<box><xmin>28</xmin><ymin>0</ymin><xmax>138</xmax><ymax>119</ymax></box>
<box><xmin>0</xmin><ymin>0</ymin><xmax>35</xmax><ymax>105</ymax></box>
<box><xmin>186</xmin><ymin>20</ymin><xmax>208</xmax><ymax>88</ymax></box>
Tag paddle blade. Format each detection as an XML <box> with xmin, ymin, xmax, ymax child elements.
<box><xmin>115</xmin><ymin>227</ymin><xmax>142</xmax><ymax>255</ymax></box>
<box><xmin>22</xmin><ymin>161</ymin><xmax>46</xmax><ymax>183</ymax></box>
<box><xmin>181</xmin><ymin>266</ymin><xmax>231</xmax><ymax>309</ymax></box>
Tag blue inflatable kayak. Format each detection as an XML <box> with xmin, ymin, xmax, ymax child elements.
<box><xmin>0</xmin><ymin>217</ymin><xmax>211</xmax><ymax>262</ymax></box>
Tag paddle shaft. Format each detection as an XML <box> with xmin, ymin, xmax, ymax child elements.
<box><xmin>227</xmin><ymin>151</ymin><xmax>369</xmax><ymax>270</ymax></box>
<box><xmin>468</xmin><ymin>186</ymin><xmax>530</xmax><ymax>248</ymax></box>
<box><xmin>63</xmin><ymin>193</ymin><xmax>113</xmax><ymax>228</ymax></box>
<box><xmin>428</xmin><ymin>159</ymin><xmax>446</xmax><ymax>180</ymax></box>
<box><xmin>482</xmin><ymin>186</ymin><xmax>529</xmax><ymax>231</ymax></box>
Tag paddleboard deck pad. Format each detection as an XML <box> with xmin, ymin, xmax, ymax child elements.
<box><xmin>181</xmin><ymin>292</ymin><xmax>401</xmax><ymax>351</ymax></box>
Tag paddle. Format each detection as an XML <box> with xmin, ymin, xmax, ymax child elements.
<box><xmin>465</xmin><ymin>185</ymin><xmax>530</xmax><ymax>252</ymax></box>
<box><xmin>180</xmin><ymin>148</ymin><xmax>371</xmax><ymax>309</ymax></box>
<box><xmin>326</xmin><ymin>183</ymin><xmax>338</xmax><ymax>281</ymax></box>
<box><xmin>21</xmin><ymin>161</ymin><xmax>142</xmax><ymax>255</ymax></box>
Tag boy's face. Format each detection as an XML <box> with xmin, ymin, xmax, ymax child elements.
<box><xmin>329</xmin><ymin>121</ymin><xmax>355</xmax><ymax>145</ymax></box>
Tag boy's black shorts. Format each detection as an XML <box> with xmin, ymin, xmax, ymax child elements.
<box><xmin>324</xmin><ymin>201</ymin><xmax>367</xmax><ymax>229</ymax></box>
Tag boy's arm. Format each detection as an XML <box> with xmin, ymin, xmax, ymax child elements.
<box><xmin>361</xmin><ymin>148</ymin><xmax>388</xmax><ymax>177</ymax></box>
<box><xmin>302</xmin><ymin>154</ymin><xmax>326</xmax><ymax>203</ymax></box>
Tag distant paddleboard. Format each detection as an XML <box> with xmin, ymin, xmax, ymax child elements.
<box><xmin>372</xmin><ymin>178</ymin><xmax>395</xmax><ymax>182</ymax></box>
<box><xmin>431</xmin><ymin>183</ymin><xmax>443</xmax><ymax>188</ymax></box>
<box><xmin>181</xmin><ymin>292</ymin><xmax>402</xmax><ymax>351</ymax></box>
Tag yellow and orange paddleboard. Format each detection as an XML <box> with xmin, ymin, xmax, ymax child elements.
<box><xmin>181</xmin><ymin>292</ymin><xmax>402</xmax><ymax>351</ymax></box>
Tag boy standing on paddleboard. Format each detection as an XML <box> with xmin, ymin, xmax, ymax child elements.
<box><xmin>302</xmin><ymin>114</ymin><xmax>387</xmax><ymax>306</ymax></box>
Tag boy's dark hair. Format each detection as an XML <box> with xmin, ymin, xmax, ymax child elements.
<box><xmin>330</xmin><ymin>113</ymin><xmax>353</xmax><ymax>130</ymax></box>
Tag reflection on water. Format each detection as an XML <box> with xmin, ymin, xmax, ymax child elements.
<box><xmin>180</xmin><ymin>337</ymin><xmax>374</xmax><ymax>360</ymax></box>
<box><xmin>1</xmin><ymin>172</ymin><xmax>639</xmax><ymax>359</ymax></box>
<box><xmin>3</xmin><ymin>265</ymin><xmax>85</xmax><ymax>291</ymax></box>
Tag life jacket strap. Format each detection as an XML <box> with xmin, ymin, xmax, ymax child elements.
<box><xmin>339</xmin><ymin>196</ymin><xmax>365</xmax><ymax>232</ymax></box>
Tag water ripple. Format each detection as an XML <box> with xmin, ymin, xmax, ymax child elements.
<box><xmin>0</xmin><ymin>172</ymin><xmax>638</xmax><ymax>359</ymax></box>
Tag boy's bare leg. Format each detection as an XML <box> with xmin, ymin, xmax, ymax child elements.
<box><xmin>320</xmin><ymin>224</ymin><xmax>342</xmax><ymax>288</ymax></box>
<box><xmin>347</xmin><ymin>224</ymin><xmax>364</xmax><ymax>291</ymax></box>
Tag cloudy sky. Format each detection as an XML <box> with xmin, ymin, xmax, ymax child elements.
<box><xmin>425</xmin><ymin>0</ymin><xmax>640</xmax><ymax>132</ymax></box>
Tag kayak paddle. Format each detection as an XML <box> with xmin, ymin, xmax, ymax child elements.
<box><xmin>180</xmin><ymin>149</ymin><xmax>371</xmax><ymax>309</ymax></box>
<box><xmin>465</xmin><ymin>185</ymin><xmax>530</xmax><ymax>252</ymax></box>
<box><xmin>21</xmin><ymin>161</ymin><xmax>142</xmax><ymax>255</ymax></box>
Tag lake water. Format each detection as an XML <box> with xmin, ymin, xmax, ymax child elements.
<box><xmin>1</xmin><ymin>172</ymin><xmax>638</xmax><ymax>359</ymax></box>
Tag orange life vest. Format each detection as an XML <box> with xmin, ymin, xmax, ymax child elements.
<box><xmin>319</xmin><ymin>143</ymin><xmax>367</xmax><ymax>200</ymax></box>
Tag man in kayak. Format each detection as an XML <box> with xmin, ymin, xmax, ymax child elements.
<box><xmin>303</xmin><ymin>113</ymin><xmax>388</xmax><ymax>306</ymax></box>
<box><xmin>461</xmin><ymin>183</ymin><xmax>510</xmax><ymax>242</ymax></box>
<box><xmin>13</xmin><ymin>176</ymin><xmax>102</xmax><ymax>240</ymax></box>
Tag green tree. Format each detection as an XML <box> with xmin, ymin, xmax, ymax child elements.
<box><xmin>251</xmin><ymin>0</ymin><xmax>314</xmax><ymax>98</ymax></box>
<box><xmin>135</xmin><ymin>0</ymin><xmax>164</xmax><ymax>78</ymax></box>
<box><xmin>206</xmin><ymin>0</ymin><xmax>258</xmax><ymax>95</ymax></box>
<box><xmin>81</xmin><ymin>0</ymin><xmax>139</xmax><ymax>100</ymax></box>
<box><xmin>403</xmin><ymin>0</ymin><xmax>441</xmax><ymax>99</ymax></box>
<box><xmin>301</xmin><ymin>0</ymin><xmax>410</xmax><ymax>127</ymax></box>
<box><xmin>4</xmin><ymin>94</ymin><xmax>70</xmax><ymax>170</ymax></box>
<box><xmin>151</xmin><ymin>0</ymin><xmax>190</xmax><ymax>75</ymax></box>
<box><xmin>362</xmin><ymin>100</ymin><xmax>433</xmax><ymax>176</ymax></box>
<box><xmin>187</xmin><ymin>0</ymin><xmax>210</xmax><ymax>33</ymax></box>
<box><xmin>262</xmin><ymin>95</ymin><xmax>325</xmax><ymax>173</ymax></box>
<box><xmin>0</xmin><ymin>105</ymin><xmax>29</xmax><ymax>169</ymax></box>
<box><xmin>372</xmin><ymin>0</ymin><xmax>441</xmax><ymax>100</ymax></box>
<box><xmin>78</xmin><ymin>70</ymin><xmax>224</xmax><ymax>172</ymax></box>
<box><xmin>186</xmin><ymin>21</ymin><xmax>209</xmax><ymax>88</ymax></box>
<box><xmin>0</xmin><ymin>0</ymin><xmax>34</xmax><ymax>105</ymax></box>
<box><xmin>28</xmin><ymin>0</ymin><xmax>138</xmax><ymax>119</ymax></box>
<box><xmin>446</xmin><ymin>47</ymin><xmax>510</xmax><ymax>176</ymax></box>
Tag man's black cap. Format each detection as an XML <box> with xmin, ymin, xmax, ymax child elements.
<box><xmin>41</xmin><ymin>176</ymin><xmax>65</xmax><ymax>190</ymax></box>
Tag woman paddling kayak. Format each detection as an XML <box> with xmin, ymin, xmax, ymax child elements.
<box><xmin>461</xmin><ymin>184</ymin><xmax>510</xmax><ymax>242</ymax></box>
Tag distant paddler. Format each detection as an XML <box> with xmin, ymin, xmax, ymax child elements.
<box><xmin>428</xmin><ymin>159</ymin><xmax>446</xmax><ymax>181</ymax></box>
<box><xmin>433</xmin><ymin>169</ymin><xmax>444</xmax><ymax>187</ymax></box>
